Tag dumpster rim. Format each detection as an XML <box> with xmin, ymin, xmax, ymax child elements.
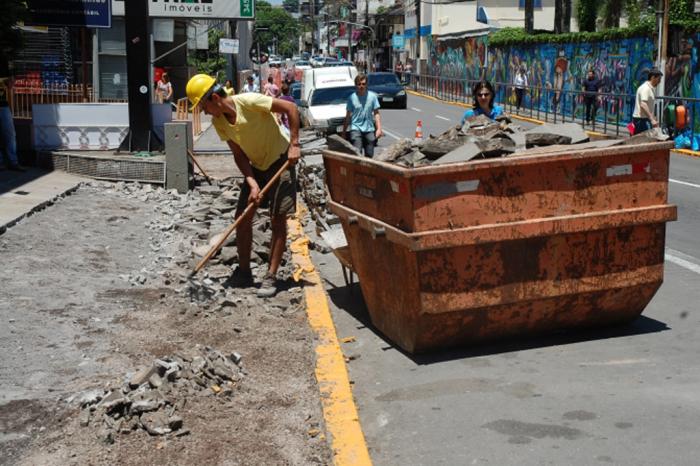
<box><xmin>322</xmin><ymin>141</ymin><xmax>674</xmax><ymax>178</ymax></box>
<box><xmin>329</xmin><ymin>200</ymin><xmax>678</xmax><ymax>251</ymax></box>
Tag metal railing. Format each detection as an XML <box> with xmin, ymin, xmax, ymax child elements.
<box><xmin>11</xmin><ymin>84</ymin><xmax>126</xmax><ymax>118</ymax></box>
<box><xmin>402</xmin><ymin>73</ymin><xmax>700</xmax><ymax>143</ymax></box>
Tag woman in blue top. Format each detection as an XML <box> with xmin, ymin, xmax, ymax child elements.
<box><xmin>461</xmin><ymin>81</ymin><xmax>504</xmax><ymax>125</ymax></box>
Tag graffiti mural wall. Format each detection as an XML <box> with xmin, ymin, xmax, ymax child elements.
<box><xmin>428</xmin><ymin>33</ymin><xmax>700</xmax><ymax>138</ymax></box>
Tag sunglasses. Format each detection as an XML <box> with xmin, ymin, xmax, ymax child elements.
<box><xmin>477</xmin><ymin>93</ymin><xmax>491</xmax><ymax>97</ymax></box>
<box><xmin>357</xmin><ymin>82</ymin><xmax>367</xmax><ymax>87</ymax></box>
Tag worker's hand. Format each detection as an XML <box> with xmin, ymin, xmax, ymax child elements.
<box><xmin>247</xmin><ymin>178</ymin><xmax>261</xmax><ymax>205</ymax></box>
<box><xmin>287</xmin><ymin>144</ymin><xmax>301</xmax><ymax>166</ymax></box>
<box><xmin>375</xmin><ymin>128</ymin><xmax>384</xmax><ymax>139</ymax></box>
<box><xmin>652</xmin><ymin>119</ymin><xmax>659</xmax><ymax>128</ymax></box>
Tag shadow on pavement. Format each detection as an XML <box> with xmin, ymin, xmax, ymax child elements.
<box><xmin>0</xmin><ymin>167</ymin><xmax>50</xmax><ymax>196</ymax></box>
<box><xmin>326</xmin><ymin>281</ymin><xmax>670</xmax><ymax>363</ymax></box>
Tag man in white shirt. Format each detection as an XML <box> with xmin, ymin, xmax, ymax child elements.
<box><xmin>241</xmin><ymin>75</ymin><xmax>260</xmax><ymax>93</ymax></box>
<box><xmin>632</xmin><ymin>67</ymin><xmax>663</xmax><ymax>135</ymax></box>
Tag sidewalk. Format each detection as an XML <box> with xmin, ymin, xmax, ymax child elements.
<box><xmin>0</xmin><ymin>168</ymin><xmax>87</xmax><ymax>233</ymax></box>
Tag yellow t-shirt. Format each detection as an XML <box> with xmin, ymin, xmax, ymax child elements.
<box><xmin>212</xmin><ymin>93</ymin><xmax>289</xmax><ymax>171</ymax></box>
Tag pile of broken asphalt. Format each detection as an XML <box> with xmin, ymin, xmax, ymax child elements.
<box><xmin>0</xmin><ymin>177</ymin><xmax>331</xmax><ymax>465</ymax></box>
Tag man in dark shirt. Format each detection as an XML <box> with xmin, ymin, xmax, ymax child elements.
<box><xmin>582</xmin><ymin>69</ymin><xmax>601</xmax><ymax>126</ymax></box>
<box><xmin>0</xmin><ymin>54</ymin><xmax>24</xmax><ymax>171</ymax></box>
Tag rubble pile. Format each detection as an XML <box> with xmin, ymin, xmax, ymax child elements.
<box><xmin>76</xmin><ymin>345</ymin><xmax>244</xmax><ymax>443</ymax></box>
<box><xmin>374</xmin><ymin>117</ymin><xmax>593</xmax><ymax>167</ymax></box>
<box><xmin>85</xmin><ymin>178</ymin><xmax>297</xmax><ymax>308</ymax></box>
<box><xmin>298</xmin><ymin>131</ymin><xmax>342</xmax><ymax>232</ymax></box>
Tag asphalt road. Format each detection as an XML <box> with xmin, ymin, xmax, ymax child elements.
<box><xmin>312</xmin><ymin>93</ymin><xmax>700</xmax><ymax>466</ymax></box>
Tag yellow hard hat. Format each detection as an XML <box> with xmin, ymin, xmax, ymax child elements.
<box><xmin>186</xmin><ymin>74</ymin><xmax>216</xmax><ymax>110</ymax></box>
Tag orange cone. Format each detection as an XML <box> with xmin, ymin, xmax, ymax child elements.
<box><xmin>414</xmin><ymin>120</ymin><xmax>423</xmax><ymax>143</ymax></box>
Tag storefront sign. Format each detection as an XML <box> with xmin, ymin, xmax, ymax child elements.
<box><xmin>219</xmin><ymin>38</ymin><xmax>240</xmax><ymax>54</ymax></box>
<box><xmin>26</xmin><ymin>0</ymin><xmax>112</xmax><ymax>28</ymax></box>
<box><xmin>111</xmin><ymin>0</ymin><xmax>254</xmax><ymax>19</ymax></box>
<box><xmin>392</xmin><ymin>34</ymin><xmax>404</xmax><ymax>49</ymax></box>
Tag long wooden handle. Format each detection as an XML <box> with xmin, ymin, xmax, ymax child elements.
<box><xmin>187</xmin><ymin>149</ymin><xmax>212</xmax><ymax>185</ymax></box>
<box><xmin>189</xmin><ymin>160</ymin><xmax>291</xmax><ymax>278</ymax></box>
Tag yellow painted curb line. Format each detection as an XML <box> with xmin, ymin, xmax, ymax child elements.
<box><xmin>408</xmin><ymin>88</ymin><xmax>700</xmax><ymax>157</ymax></box>
<box><xmin>288</xmin><ymin>205</ymin><xmax>372</xmax><ymax>466</ymax></box>
<box><xmin>407</xmin><ymin>89</ymin><xmax>470</xmax><ymax>109</ymax></box>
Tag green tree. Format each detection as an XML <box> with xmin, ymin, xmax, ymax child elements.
<box><xmin>525</xmin><ymin>0</ymin><xmax>534</xmax><ymax>33</ymax></box>
<box><xmin>255</xmin><ymin>1</ymin><xmax>300</xmax><ymax>58</ymax></box>
<box><xmin>600</xmin><ymin>0</ymin><xmax>624</xmax><ymax>28</ymax></box>
<box><xmin>187</xmin><ymin>28</ymin><xmax>228</xmax><ymax>80</ymax></box>
<box><xmin>576</xmin><ymin>0</ymin><xmax>598</xmax><ymax>31</ymax></box>
<box><xmin>282</xmin><ymin>0</ymin><xmax>299</xmax><ymax>14</ymax></box>
<box><xmin>0</xmin><ymin>0</ymin><xmax>29</xmax><ymax>58</ymax></box>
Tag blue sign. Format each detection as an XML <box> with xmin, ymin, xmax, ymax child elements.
<box><xmin>392</xmin><ymin>34</ymin><xmax>405</xmax><ymax>49</ymax></box>
<box><xmin>26</xmin><ymin>0</ymin><xmax>112</xmax><ymax>28</ymax></box>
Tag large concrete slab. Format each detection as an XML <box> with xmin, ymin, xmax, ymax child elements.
<box><xmin>0</xmin><ymin>168</ymin><xmax>87</xmax><ymax>232</ymax></box>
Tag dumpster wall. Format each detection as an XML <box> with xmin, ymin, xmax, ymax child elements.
<box><xmin>324</xmin><ymin>142</ymin><xmax>677</xmax><ymax>353</ymax></box>
<box><xmin>324</xmin><ymin>143</ymin><xmax>672</xmax><ymax>234</ymax></box>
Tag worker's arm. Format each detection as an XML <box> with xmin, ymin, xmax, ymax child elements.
<box><xmin>342</xmin><ymin>110</ymin><xmax>352</xmax><ymax>140</ymax></box>
<box><xmin>270</xmin><ymin>97</ymin><xmax>301</xmax><ymax>164</ymax></box>
<box><xmin>373</xmin><ymin>109</ymin><xmax>383</xmax><ymax>139</ymax></box>
<box><xmin>226</xmin><ymin>140</ymin><xmax>261</xmax><ymax>204</ymax></box>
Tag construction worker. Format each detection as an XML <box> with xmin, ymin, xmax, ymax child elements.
<box><xmin>186</xmin><ymin>74</ymin><xmax>301</xmax><ymax>298</ymax></box>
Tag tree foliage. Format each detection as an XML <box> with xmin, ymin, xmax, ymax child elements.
<box><xmin>282</xmin><ymin>0</ymin><xmax>299</xmax><ymax>14</ymax></box>
<box><xmin>255</xmin><ymin>0</ymin><xmax>300</xmax><ymax>58</ymax></box>
<box><xmin>575</xmin><ymin>0</ymin><xmax>598</xmax><ymax>32</ymax></box>
<box><xmin>187</xmin><ymin>28</ymin><xmax>228</xmax><ymax>80</ymax></box>
<box><xmin>0</xmin><ymin>0</ymin><xmax>29</xmax><ymax>59</ymax></box>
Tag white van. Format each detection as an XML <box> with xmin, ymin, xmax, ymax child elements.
<box><xmin>299</xmin><ymin>66</ymin><xmax>358</xmax><ymax>134</ymax></box>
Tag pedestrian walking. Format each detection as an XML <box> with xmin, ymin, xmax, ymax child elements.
<box><xmin>461</xmin><ymin>81</ymin><xmax>504</xmax><ymax>125</ymax></box>
<box><xmin>0</xmin><ymin>54</ymin><xmax>24</xmax><ymax>172</ymax></box>
<box><xmin>278</xmin><ymin>82</ymin><xmax>296</xmax><ymax>130</ymax></box>
<box><xmin>513</xmin><ymin>66</ymin><xmax>528</xmax><ymax>110</ymax></box>
<box><xmin>342</xmin><ymin>73</ymin><xmax>383</xmax><ymax>158</ymax></box>
<box><xmin>632</xmin><ymin>67</ymin><xmax>663</xmax><ymax>134</ymax></box>
<box><xmin>263</xmin><ymin>76</ymin><xmax>279</xmax><ymax>97</ymax></box>
<box><xmin>224</xmin><ymin>79</ymin><xmax>235</xmax><ymax>96</ymax></box>
<box><xmin>582</xmin><ymin>69</ymin><xmax>601</xmax><ymax>125</ymax></box>
<box><xmin>156</xmin><ymin>72</ymin><xmax>173</xmax><ymax>104</ymax></box>
<box><xmin>241</xmin><ymin>75</ymin><xmax>259</xmax><ymax>93</ymax></box>
<box><xmin>186</xmin><ymin>74</ymin><xmax>300</xmax><ymax>298</ymax></box>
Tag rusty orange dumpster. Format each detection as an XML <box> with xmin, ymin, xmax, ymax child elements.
<box><xmin>323</xmin><ymin>142</ymin><xmax>677</xmax><ymax>353</ymax></box>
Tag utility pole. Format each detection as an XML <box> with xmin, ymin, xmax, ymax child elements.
<box><xmin>310</xmin><ymin>0</ymin><xmax>316</xmax><ymax>54</ymax></box>
<box><xmin>415</xmin><ymin>0</ymin><xmax>420</xmax><ymax>64</ymax></box>
<box><xmin>656</xmin><ymin>0</ymin><xmax>670</xmax><ymax>94</ymax></box>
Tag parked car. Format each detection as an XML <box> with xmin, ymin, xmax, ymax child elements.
<box><xmin>367</xmin><ymin>72</ymin><xmax>407</xmax><ymax>109</ymax></box>
<box><xmin>290</xmin><ymin>82</ymin><xmax>302</xmax><ymax>106</ymax></box>
<box><xmin>294</xmin><ymin>60</ymin><xmax>312</xmax><ymax>71</ymax></box>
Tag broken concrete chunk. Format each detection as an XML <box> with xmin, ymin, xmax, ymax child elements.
<box><xmin>326</xmin><ymin>134</ymin><xmax>362</xmax><ymax>156</ymax></box>
<box><xmin>433</xmin><ymin>142</ymin><xmax>483</xmax><ymax>165</ymax></box>
<box><xmin>375</xmin><ymin>138</ymin><xmax>414</xmax><ymax>162</ymax></box>
<box><xmin>525</xmin><ymin>122</ymin><xmax>589</xmax><ymax>147</ymax></box>
<box><xmin>140</xmin><ymin>411</ymin><xmax>171</xmax><ymax>436</ymax></box>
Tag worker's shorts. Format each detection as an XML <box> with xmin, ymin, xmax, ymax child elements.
<box><xmin>235</xmin><ymin>153</ymin><xmax>297</xmax><ymax>218</ymax></box>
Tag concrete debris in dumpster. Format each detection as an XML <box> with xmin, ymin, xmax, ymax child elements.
<box><xmin>74</xmin><ymin>345</ymin><xmax>244</xmax><ymax>443</ymax></box>
<box><xmin>367</xmin><ymin>117</ymin><xmax>668</xmax><ymax>167</ymax></box>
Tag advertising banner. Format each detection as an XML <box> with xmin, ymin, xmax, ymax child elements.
<box><xmin>111</xmin><ymin>0</ymin><xmax>254</xmax><ymax>19</ymax></box>
<box><xmin>26</xmin><ymin>0</ymin><xmax>112</xmax><ymax>28</ymax></box>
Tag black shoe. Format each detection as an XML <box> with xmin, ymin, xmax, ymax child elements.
<box><xmin>227</xmin><ymin>266</ymin><xmax>254</xmax><ymax>288</ymax></box>
<box><xmin>8</xmin><ymin>164</ymin><xmax>26</xmax><ymax>172</ymax></box>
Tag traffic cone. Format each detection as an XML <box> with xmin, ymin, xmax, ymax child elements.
<box><xmin>414</xmin><ymin>120</ymin><xmax>423</xmax><ymax>143</ymax></box>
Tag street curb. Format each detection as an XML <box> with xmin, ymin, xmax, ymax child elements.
<box><xmin>288</xmin><ymin>207</ymin><xmax>373</xmax><ymax>466</ymax></box>
<box><xmin>0</xmin><ymin>181</ymin><xmax>82</xmax><ymax>235</ymax></box>
<box><xmin>407</xmin><ymin>89</ymin><xmax>700</xmax><ymax>158</ymax></box>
